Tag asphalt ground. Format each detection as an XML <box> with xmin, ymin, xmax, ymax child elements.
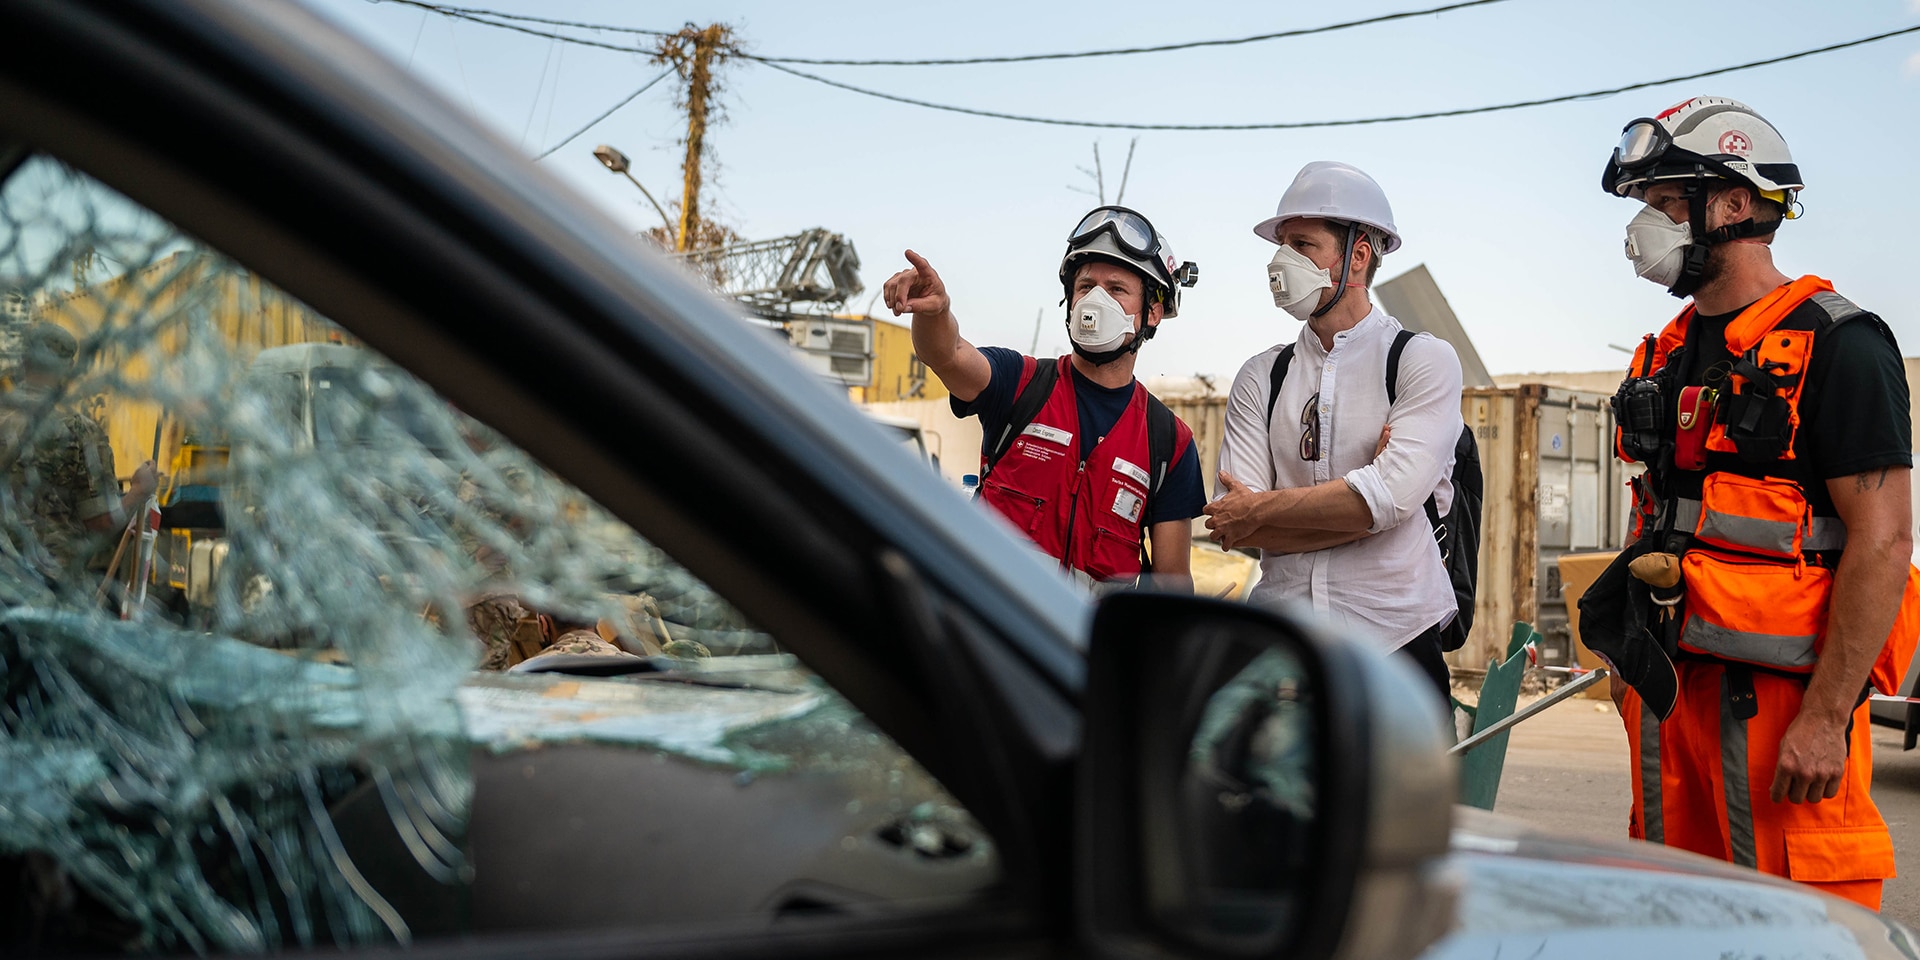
<box><xmin>1486</xmin><ymin>692</ymin><xmax>1920</xmax><ymax>927</ymax></box>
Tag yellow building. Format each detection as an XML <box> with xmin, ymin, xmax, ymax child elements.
<box><xmin>848</xmin><ymin>316</ymin><xmax>947</xmax><ymax>405</ymax></box>
<box><xmin>28</xmin><ymin>251</ymin><xmax>339</xmax><ymax>481</ymax></box>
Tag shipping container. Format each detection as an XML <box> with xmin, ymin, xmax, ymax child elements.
<box><xmin>1450</xmin><ymin>384</ymin><xmax>1635</xmax><ymax>672</ymax></box>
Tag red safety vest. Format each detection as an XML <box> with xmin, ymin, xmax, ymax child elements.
<box><xmin>1621</xmin><ymin>276</ymin><xmax>1920</xmax><ymax>693</ymax></box>
<box><xmin>977</xmin><ymin>356</ymin><xmax>1192</xmax><ymax>582</ymax></box>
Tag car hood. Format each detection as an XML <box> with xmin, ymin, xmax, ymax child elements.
<box><xmin>1420</xmin><ymin>806</ymin><xmax>1919</xmax><ymax>958</ymax></box>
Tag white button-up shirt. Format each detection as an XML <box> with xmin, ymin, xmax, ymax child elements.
<box><xmin>1218</xmin><ymin>307</ymin><xmax>1464</xmax><ymax>652</ymax></box>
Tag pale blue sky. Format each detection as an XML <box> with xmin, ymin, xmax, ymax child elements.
<box><xmin>305</xmin><ymin>0</ymin><xmax>1920</xmax><ymax>382</ymax></box>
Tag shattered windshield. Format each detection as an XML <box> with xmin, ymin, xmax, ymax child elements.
<box><xmin>0</xmin><ymin>156</ymin><xmax>996</xmax><ymax>954</ymax></box>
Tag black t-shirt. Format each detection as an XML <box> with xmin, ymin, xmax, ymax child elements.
<box><xmin>1681</xmin><ymin>298</ymin><xmax>1910</xmax><ymax>517</ymax></box>
<box><xmin>952</xmin><ymin>346</ymin><xmax>1206</xmax><ymax>524</ymax></box>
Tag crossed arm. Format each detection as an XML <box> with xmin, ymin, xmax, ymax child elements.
<box><xmin>1204</xmin><ymin>338</ymin><xmax>1461</xmax><ymax>554</ymax></box>
<box><xmin>1204</xmin><ymin>462</ymin><xmax>1378</xmax><ymax>553</ymax></box>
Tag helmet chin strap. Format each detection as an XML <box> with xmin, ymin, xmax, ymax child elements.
<box><xmin>1310</xmin><ymin>223</ymin><xmax>1360</xmax><ymax>319</ymax></box>
<box><xmin>1666</xmin><ymin>179</ymin><xmax>1782</xmax><ymax>300</ymax></box>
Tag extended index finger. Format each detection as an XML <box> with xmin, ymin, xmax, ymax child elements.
<box><xmin>903</xmin><ymin>249</ymin><xmax>938</xmax><ymax>285</ymax></box>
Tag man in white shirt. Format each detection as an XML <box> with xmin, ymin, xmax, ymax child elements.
<box><xmin>1204</xmin><ymin>161</ymin><xmax>1464</xmax><ymax>703</ymax></box>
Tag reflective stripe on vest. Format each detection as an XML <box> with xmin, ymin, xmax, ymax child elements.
<box><xmin>1680</xmin><ymin>614</ymin><xmax>1818</xmax><ymax>669</ymax></box>
<box><xmin>1665</xmin><ymin>497</ymin><xmax>1848</xmax><ymax>553</ymax></box>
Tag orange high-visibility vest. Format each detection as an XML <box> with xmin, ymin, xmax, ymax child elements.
<box><xmin>1620</xmin><ymin>276</ymin><xmax>1920</xmax><ymax>693</ymax></box>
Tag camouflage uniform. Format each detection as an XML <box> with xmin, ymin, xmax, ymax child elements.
<box><xmin>0</xmin><ymin>383</ymin><xmax>122</xmax><ymax>583</ymax></box>
<box><xmin>465</xmin><ymin>592</ymin><xmax>545</xmax><ymax>670</ymax></box>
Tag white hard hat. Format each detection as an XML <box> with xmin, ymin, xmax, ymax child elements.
<box><xmin>1601</xmin><ymin>96</ymin><xmax>1802</xmax><ymax>205</ymax></box>
<box><xmin>1253</xmin><ymin>161</ymin><xmax>1401</xmax><ymax>254</ymax></box>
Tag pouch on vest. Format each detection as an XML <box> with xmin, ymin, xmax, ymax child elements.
<box><xmin>1678</xmin><ymin>550</ymin><xmax>1829</xmax><ymax>672</ymax></box>
<box><xmin>1693</xmin><ymin>473</ymin><xmax>1808</xmax><ymax>559</ymax></box>
<box><xmin>1087</xmin><ymin>466</ymin><xmax>1149</xmax><ymax>583</ymax></box>
<box><xmin>1672</xmin><ymin>386</ymin><xmax>1713</xmax><ymax>472</ymax></box>
<box><xmin>1718</xmin><ymin>388</ymin><xmax>1795</xmax><ymax>463</ymax></box>
<box><xmin>1612</xmin><ymin>370</ymin><xmax>1670</xmax><ymax>465</ymax></box>
<box><xmin>979</xmin><ymin>472</ymin><xmax>1050</xmax><ymax>540</ymax></box>
<box><xmin>1709</xmin><ymin>331</ymin><xmax>1812</xmax><ymax>463</ymax></box>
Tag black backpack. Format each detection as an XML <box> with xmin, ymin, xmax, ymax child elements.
<box><xmin>1265</xmin><ymin>331</ymin><xmax>1482</xmax><ymax>652</ymax></box>
<box><xmin>980</xmin><ymin>358</ymin><xmax>1178</xmax><ymax>568</ymax></box>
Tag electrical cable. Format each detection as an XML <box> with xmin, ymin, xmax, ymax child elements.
<box><xmin>377</xmin><ymin>0</ymin><xmax>672</xmax><ymax>36</ymax></box>
<box><xmin>378</xmin><ymin>0</ymin><xmax>651</xmax><ymax>54</ymax></box>
<box><xmin>377</xmin><ymin>0</ymin><xmax>1513</xmax><ymax>66</ymax></box>
<box><xmin>534</xmin><ymin>67</ymin><xmax>674</xmax><ymax>159</ymax></box>
<box><xmin>760</xmin><ymin>24</ymin><xmax>1920</xmax><ymax>131</ymax></box>
<box><xmin>374</xmin><ymin>2</ymin><xmax>1919</xmax><ymax>134</ymax></box>
<box><xmin>770</xmin><ymin>0</ymin><xmax>1512</xmax><ymax>64</ymax></box>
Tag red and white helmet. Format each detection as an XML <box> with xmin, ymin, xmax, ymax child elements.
<box><xmin>1600</xmin><ymin>96</ymin><xmax>1802</xmax><ymax>208</ymax></box>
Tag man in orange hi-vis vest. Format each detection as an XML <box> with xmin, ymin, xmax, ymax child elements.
<box><xmin>1581</xmin><ymin>97</ymin><xmax>1920</xmax><ymax>911</ymax></box>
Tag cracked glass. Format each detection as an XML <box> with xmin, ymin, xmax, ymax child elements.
<box><xmin>0</xmin><ymin>156</ymin><xmax>997</xmax><ymax>954</ymax></box>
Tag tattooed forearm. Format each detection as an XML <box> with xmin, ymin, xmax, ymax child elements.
<box><xmin>1853</xmin><ymin>467</ymin><xmax>1892</xmax><ymax>492</ymax></box>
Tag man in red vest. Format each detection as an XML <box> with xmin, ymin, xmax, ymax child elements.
<box><xmin>1585</xmin><ymin>96</ymin><xmax>1918</xmax><ymax>910</ymax></box>
<box><xmin>881</xmin><ymin>207</ymin><xmax>1205</xmax><ymax>591</ymax></box>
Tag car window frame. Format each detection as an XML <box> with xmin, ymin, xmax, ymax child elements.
<box><xmin>0</xmin><ymin>1</ymin><xmax>1083</xmax><ymax>955</ymax></box>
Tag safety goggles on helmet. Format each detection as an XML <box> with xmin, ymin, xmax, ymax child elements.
<box><xmin>1069</xmin><ymin>206</ymin><xmax>1163</xmax><ymax>263</ymax></box>
<box><xmin>1611</xmin><ymin>118</ymin><xmax>1671</xmax><ymax>171</ymax></box>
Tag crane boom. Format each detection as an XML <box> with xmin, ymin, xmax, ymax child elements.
<box><xmin>670</xmin><ymin>228</ymin><xmax>863</xmax><ymax>320</ymax></box>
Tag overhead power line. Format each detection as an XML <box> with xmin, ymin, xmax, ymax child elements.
<box><xmin>535</xmin><ymin>67</ymin><xmax>673</xmax><ymax>159</ymax></box>
<box><xmin>761</xmin><ymin>24</ymin><xmax>1920</xmax><ymax>131</ymax></box>
<box><xmin>377</xmin><ymin>0</ymin><xmax>652</xmax><ymax>53</ymax></box>
<box><xmin>765</xmin><ymin>0</ymin><xmax>1512</xmax><ymax>65</ymax></box>
<box><xmin>378</xmin><ymin>0</ymin><xmax>671</xmax><ymax>37</ymax></box>
<box><xmin>376</xmin><ymin>0</ymin><xmax>1514</xmax><ymax>65</ymax></box>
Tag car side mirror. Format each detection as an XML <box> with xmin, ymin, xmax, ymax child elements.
<box><xmin>1077</xmin><ymin>592</ymin><xmax>1456</xmax><ymax>960</ymax></box>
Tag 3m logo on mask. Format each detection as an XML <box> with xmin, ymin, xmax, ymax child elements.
<box><xmin>1071</xmin><ymin>286</ymin><xmax>1135</xmax><ymax>353</ymax></box>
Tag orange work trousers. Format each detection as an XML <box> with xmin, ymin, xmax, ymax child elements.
<box><xmin>1622</xmin><ymin>660</ymin><xmax>1894</xmax><ymax>910</ymax></box>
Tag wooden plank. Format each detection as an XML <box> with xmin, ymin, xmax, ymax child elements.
<box><xmin>1512</xmin><ymin>385</ymin><xmax>1545</xmax><ymax>638</ymax></box>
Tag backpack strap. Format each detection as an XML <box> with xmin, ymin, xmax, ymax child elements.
<box><xmin>1385</xmin><ymin>328</ymin><xmax>1416</xmax><ymax>404</ymax></box>
<box><xmin>1141</xmin><ymin>392</ymin><xmax>1176</xmax><ymax>571</ymax></box>
<box><xmin>1146</xmin><ymin>393</ymin><xmax>1175</xmax><ymax>501</ymax></box>
<box><xmin>1385</xmin><ymin>329</ymin><xmax>1445</xmax><ymax>542</ymax></box>
<box><xmin>980</xmin><ymin>356</ymin><xmax>1061</xmax><ymax>484</ymax></box>
<box><xmin>1264</xmin><ymin>344</ymin><xmax>1295</xmax><ymax>426</ymax></box>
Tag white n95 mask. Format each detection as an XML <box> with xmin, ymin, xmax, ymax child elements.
<box><xmin>1267</xmin><ymin>246</ymin><xmax>1332</xmax><ymax>321</ymax></box>
<box><xmin>1624</xmin><ymin>204</ymin><xmax>1691</xmax><ymax>289</ymax></box>
<box><xmin>1070</xmin><ymin>285</ymin><xmax>1136</xmax><ymax>352</ymax></box>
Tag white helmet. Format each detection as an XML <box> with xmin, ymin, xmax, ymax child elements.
<box><xmin>1601</xmin><ymin>96</ymin><xmax>1802</xmax><ymax>205</ymax></box>
<box><xmin>1253</xmin><ymin>161</ymin><xmax>1401</xmax><ymax>253</ymax></box>
<box><xmin>1060</xmin><ymin>205</ymin><xmax>1199</xmax><ymax>319</ymax></box>
<box><xmin>1602</xmin><ymin>97</ymin><xmax>1802</xmax><ymax>299</ymax></box>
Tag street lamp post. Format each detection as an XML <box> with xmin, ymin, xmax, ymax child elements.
<box><xmin>592</xmin><ymin>144</ymin><xmax>675</xmax><ymax>236</ymax></box>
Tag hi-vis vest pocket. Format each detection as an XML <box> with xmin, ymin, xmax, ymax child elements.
<box><xmin>1694</xmin><ymin>473</ymin><xmax>1809</xmax><ymax>559</ymax></box>
<box><xmin>980</xmin><ymin>476</ymin><xmax>1048</xmax><ymax>539</ymax></box>
<box><xmin>1679</xmin><ymin>550</ymin><xmax>1830</xmax><ymax>671</ymax></box>
<box><xmin>1087</xmin><ymin>525</ymin><xmax>1142</xmax><ymax>583</ymax></box>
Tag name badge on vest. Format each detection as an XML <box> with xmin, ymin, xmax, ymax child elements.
<box><xmin>1018</xmin><ymin>423</ymin><xmax>1073</xmax><ymax>462</ymax></box>
<box><xmin>1112</xmin><ymin>488</ymin><xmax>1144</xmax><ymax>524</ymax></box>
<box><xmin>1111</xmin><ymin>457</ymin><xmax>1151</xmax><ymax>490</ymax></box>
<box><xmin>1021</xmin><ymin>423</ymin><xmax>1072</xmax><ymax>446</ymax></box>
